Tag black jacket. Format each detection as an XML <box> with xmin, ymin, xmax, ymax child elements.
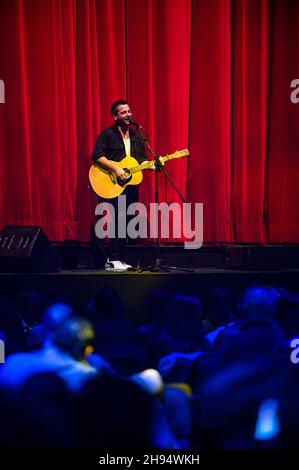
<box><xmin>91</xmin><ymin>124</ymin><xmax>147</xmax><ymax>164</ymax></box>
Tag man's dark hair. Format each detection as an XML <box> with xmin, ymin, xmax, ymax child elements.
<box><xmin>111</xmin><ymin>100</ymin><xmax>128</xmax><ymax>117</ymax></box>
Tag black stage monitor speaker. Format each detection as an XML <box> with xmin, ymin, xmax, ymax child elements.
<box><xmin>0</xmin><ymin>225</ymin><xmax>61</xmax><ymax>273</ymax></box>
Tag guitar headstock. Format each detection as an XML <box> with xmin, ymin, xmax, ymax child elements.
<box><xmin>174</xmin><ymin>149</ymin><xmax>189</xmax><ymax>158</ymax></box>
<box><xmin>175</xmin><ymin>149</ymin><xmax>190</xmax><ymax>158</ymax></box>
<box><xmin>159</xmin><ymin>149</ymin><xmax>190</xmax><ymax>163</ymax></box>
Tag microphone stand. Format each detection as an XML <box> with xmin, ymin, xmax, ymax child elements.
<box><xmin>131</xmin><ymin>120</ymin><xmax>194</xmax><ymax>273</ymax></box>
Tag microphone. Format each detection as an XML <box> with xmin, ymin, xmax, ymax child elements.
<box><xmin>129</xmin><ymin>117</ymin><xmax>142</xmax><ymax>128</ymax></box>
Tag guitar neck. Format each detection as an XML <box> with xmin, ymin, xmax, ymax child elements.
<box><xmin>130</xmin><ymin>161</ymin><xmax>155</xmax><ymax>173</ymax></box>
<box><xmin>130</xmin><ymin>151</ymin><xmax>187</xmax><ymax>174</ymax></box>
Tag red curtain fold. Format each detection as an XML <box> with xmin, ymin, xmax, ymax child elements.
<box><xmin>189</xmin><ymin>0</ymin><xmax>232</xmax><ymax>242</ymax></box>
<box><xmin>267</xmin><ymin>0</ymin><xmax>299</xmax><ymax>242</ymax></box>
<box><xmin>126</xmin><ymin>0</ymin><xmax>191</xmax><ymax>241</ymax></box>
<box><xmin>0</xmin><ymin>0</ymin><xmax>298</xmax><ymax>242</ymax></box>
<box><xmin>231</xmin><ymin>0</ymin><xmax>271</xmax><ymax>242</ymax></box>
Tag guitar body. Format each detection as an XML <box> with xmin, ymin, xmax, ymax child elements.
<box><xmin>89</xmin><ymin>149</ymin><xmax>189</xmax><ymax>199</ymax></box>
<box><xmin>89</xmin><ymin>156</ymin><xmax>143</xmax><ymax>199</ymax></box>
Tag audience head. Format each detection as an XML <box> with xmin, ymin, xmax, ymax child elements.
<box><xmin>15</xmin><ymin>291</ymin><xmax>42</xmax><ymax>328</ymax></box>
<box><xmin>206</xmin><ymin>288</ymin><xmax>234</xmax><ymax>326</ymax></box>
<box><xmin>145</xmin><ymin>289</ymin><xmax>170</xmax><ymax>324</ymax></box>
<box><xmin>27</xmin><ymin>302</ymin><xmax>75</xmax><ymax>348</ymax></box>
<box><xmin>242</xmin><ymin>286</ymin><xmax>280</xmax><ymax>321</ymax></box>
<box><xmin>92</xmin><ymin>286</ymin><xmax>125</xmax><ymax>318</ymax></box>
<box><xmin>51</xmin><ymin>317</ymin><xmax>95</xmax><ymax>361</ymax></box>
<box><xmin>166</xmin><ymin>294</ymin><xmax>203</xmax><ymax>339</ymax></box>
<box><xmin>78</xmin><ymin>375</ymin><xmax>155</xmax><ymax>448</ymax></box>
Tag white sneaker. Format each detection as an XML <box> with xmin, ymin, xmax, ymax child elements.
<box><xmin>121</xmin><ymin>261</ymin><xmax>132</xmax><ymax>269</ymax></box>
<box><xmin>105</xmin><ymin>260</ymin><xmax>128</xmax><ymax>272</ymax></box>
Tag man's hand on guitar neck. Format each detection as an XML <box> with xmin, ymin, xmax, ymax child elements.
<box><xmin>143</xmin><ymin>158</ymin><xmax>165</xmax><ymax>171</ymax></box>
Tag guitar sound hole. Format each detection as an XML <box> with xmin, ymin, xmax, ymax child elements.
<box><xmin>117</xmin><ymin>168</ymin><xmax>132</xmax><ymax>187</ymax></box>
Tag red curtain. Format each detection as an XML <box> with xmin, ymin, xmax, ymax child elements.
<box><xmin>0</xmin><ymin>0</ymin><xmax>298</xmax><ymax>242</ymax></box>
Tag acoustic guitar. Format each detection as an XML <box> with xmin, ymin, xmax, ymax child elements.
<box><xmin>89</xmin><ymin>149</ymin><xmax>189</xmax><ymax>199</ymax></box>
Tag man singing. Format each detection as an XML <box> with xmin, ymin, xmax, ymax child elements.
<box><xmin>92</xmin><ymin>100</ymin><xmax>148</xmax><ymax>272</ymax></box>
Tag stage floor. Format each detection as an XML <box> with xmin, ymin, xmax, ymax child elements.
<box><xmin>1</xmin><ymin>243</ymin><xmax>299</xmax><ymax>323</ymax></box>
<box><xmin>1</xmin><ymin>266</ymin><xmax>299</xmax><ymax>324</ymax></box>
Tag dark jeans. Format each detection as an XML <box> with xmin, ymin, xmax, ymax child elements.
<box><xmin>98</xmin><ymin>185</ymin><xmax>139</xmax><ymax>261</ymax></box>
